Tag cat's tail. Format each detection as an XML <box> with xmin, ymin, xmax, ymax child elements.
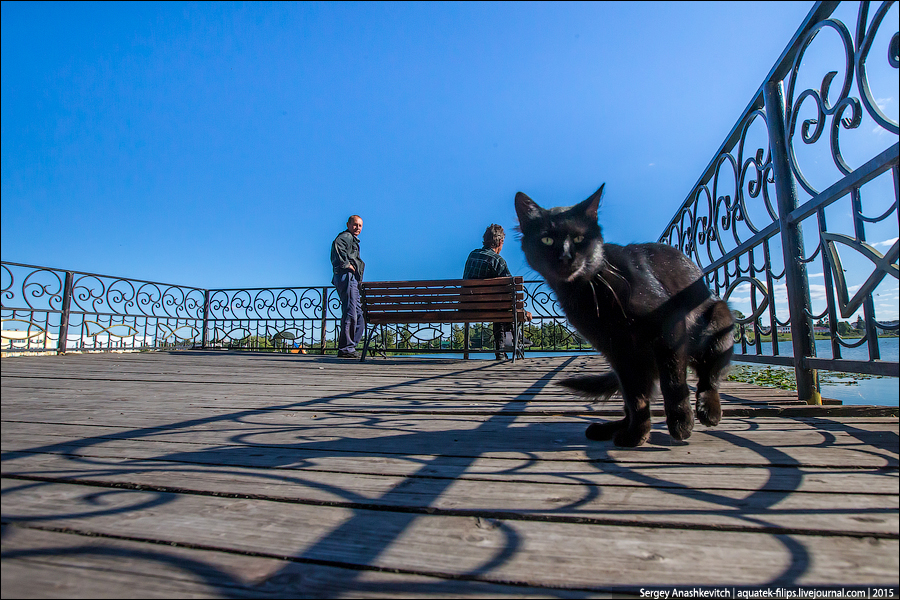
<box><xmin>557</xmin><ymin>373</ymin><xmax>620</xmax><ymax>401</ymax></box>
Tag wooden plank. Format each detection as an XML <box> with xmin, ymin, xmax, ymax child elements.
<box><xmin>0</xmin><ymin>369</ymin><xmax>813</xmax><ymax>400</ymax></box>
<box><xmin>0</xmin><ymin>366</ymin><xmax>868</xmax><ymax>394</ymax></box>
<box><xmin>2</xmin><ymin>526</ymin><xmax>589</xmax><ymax>599</ymax></box>
<box><xmin>3</xmin><ymin>480</ymin><xmax>897</xmax><ymax>588</ymax></box>
<box><xmin>3</xmin><ymin>414</ymin><xmax>898</xmax><ymax>469</ymax></box>
<box><xmin>4</xmin><ymin>453</ymin><xmax>897</xmax><ymax>536</ymax></box>
<box><xmin>0</xmin><ymin>374</ymin><xmax>888</xmax><ymax>421</ymax></box>
<box><xmin>4</xmin><ymin>436</ymin><xmax>897</xmax><ymax>494</ymax></box>
<box><xmin>4</xmin><ymin>382</ymin><xmax>889</xmax><ymax>418</ymax></box>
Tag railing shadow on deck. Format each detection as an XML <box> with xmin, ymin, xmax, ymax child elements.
<box><xmin>4</xmin><ymin>355</ymin><xmax>896</xmax><ymax>596</ymax></box>
<box><xmin>2</xmin><ymin>0</ymin><xmax>897</xmax><ymax>400</ymax></box>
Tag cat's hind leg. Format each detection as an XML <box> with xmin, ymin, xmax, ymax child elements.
<box><xmin>657</xmin><ymin>348</ymin><xmax>693</xmax><ymax>441</ymax></box>
<box><xmin>610</xmin><ymin>369</ymin><xmax>655</xmax><ymax>447</ymax></box>
<box><xmin>692</xmin><ymin>300</ymin><xmax>735</xmax><ymax>427</ymax></box>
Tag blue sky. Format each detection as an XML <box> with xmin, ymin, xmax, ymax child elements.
<box><xmin>2</xmin><ymin>0</ymin><xmax>894</xmax><ymax>327</ymax></box>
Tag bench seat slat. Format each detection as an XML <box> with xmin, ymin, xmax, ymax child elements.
<box><xmin>362</xmin><ymin>285</ymin><xmax>521</xmax><ymax>297</ymax></box>
<box><xmin>362</xmin><ymin>277</ymin><xmax>523</xmax><ymax>289</ymax></box>
<box><xmin>366</xmin><ymin>294</ymin><xmax>525</xmax><ymax>307</ymax></box>
<box><xmin>367</xmin><ymin>311</ymin><xmax>521</xmax><ymax>325</ymax></box>
<box><xmin>368</xmin><ymin>301</ymin><xmax>525</xmax><ymax>312</ymax></box>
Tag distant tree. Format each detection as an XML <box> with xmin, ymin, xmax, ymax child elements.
<box><xmin>392</xmin><ymin>325</ymin><xmax>412</xmax><ymax>348</ymax></box>
<box><xmin>524</xmin><ymin>324</ymin><xmax>543</xmax><ymax>348</ymax></box>
<box><xmin>376</xmin><ymin>327</ymin><xmax>396</xmax><ymax>349</ymax></box>
<box><xmin>451</xmin><ymin>324</ymin><xmax>466</xmax><ymax>349</ymax></box>
<box><xmin>837</xmin><ymin>321</ymin><xmax>852</xmax><ymax>336</ymax></box>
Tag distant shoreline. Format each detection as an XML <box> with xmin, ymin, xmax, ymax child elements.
<box><xmin>742</xmin><ymin>333</ymin><xmax>898</xmax><ymax>342</ymax></box>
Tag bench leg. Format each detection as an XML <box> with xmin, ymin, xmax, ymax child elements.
<box><xmin>360</xmin><ymin>324</ymin><xmax>377</xmax><ymax>362</ymax></box>
<box><xmin>512</xmin><ymin>323</ymin><xmax>518</xmax><ymax>364</ymax></box>
<box><xmin>463</xmin><ymin>323</ymin><xmax>470</xmax><ymax>360</ymax></box>
<box><xmin>515</xmin><ymin>322</ymin><xmax>526</xmax><ymax>361</ymax></box>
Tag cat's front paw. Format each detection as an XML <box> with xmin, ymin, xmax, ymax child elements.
<box><xmin>666</xmin><ymin>405</ymin><xmax>694</xmax><ymax>441</ymax></box>
<box><xmin>585</xmin><ymin>420</ymin><xmax>624</xmax><ymax>441</ymax></box>
<box><xmin>696</xmin><ymin>390</ymin><xmax>722</xmax><ymax>427</ymax></box>
<box><xmin>667</xmin><ymin>417</ymin><xmax>694</xmax><ymax>441</ymax></box>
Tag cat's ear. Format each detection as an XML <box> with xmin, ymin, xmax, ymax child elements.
<box><xmin>515</xmin><ymin>192</ymin><xmax>543</xmax><ymax>224</ymax></box>
<box><xmin>575</xmin><ymin>184</ymin><xmax>604</xmax><ymax>222</ymax></box>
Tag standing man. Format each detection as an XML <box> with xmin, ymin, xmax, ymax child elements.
<box><xmin>463</xmin><ymin>224</ymin><xmax>530</xmax><ymax>359</ymax></box>
<box><xmin>331</xmin><ymin>215</ymin><xmax>366</xmax><ymax>358</ymax></box>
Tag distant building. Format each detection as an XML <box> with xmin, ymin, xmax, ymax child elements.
<box><xmin>876</xmin><ymin>320</ymin><xmax>899</xmax><ymax>335</ymax></box>
<box><xmin>1</xmin><ymin>330</ymin><xmax>54</xmax><ymax>350</ymax></box>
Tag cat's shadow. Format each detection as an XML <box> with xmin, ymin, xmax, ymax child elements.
<box><xmin>648</xmin><ymin>431</ymin><xmax>690</xmax><ymax>447</ymax></box>
<box><xmin>579</xmin><ymin>428</ymin><xmax>687</xmax><ymax>458</ymax></box>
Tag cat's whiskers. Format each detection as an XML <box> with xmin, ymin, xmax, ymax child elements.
<box><xmin>593</xmin><ymin>272</ymin><xmax>630</xmax><ymax>323</ymax></box>
<box><xmin>604</xmin><ymin>262</ymin><xmax>633</xmax><ymax>300</ymax></box>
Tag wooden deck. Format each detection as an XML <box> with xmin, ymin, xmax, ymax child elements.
<box><xmin>2</xmin><ymin>351</ymin><xmax>897</xmax><ymax>598</ymax></box>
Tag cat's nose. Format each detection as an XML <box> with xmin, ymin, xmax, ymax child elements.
<box><xmin>560</xmin><ymin>240</ymin><xmax>573</xmax><ymax>262</ymax></box>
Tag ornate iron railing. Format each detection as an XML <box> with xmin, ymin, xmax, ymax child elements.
<box><xmin>659</xmin><ymin>0</ymin><xmax>899</xmax><ymax>402</ymax></box>
<box><xmin>2</xmin><ymin>261</ymin><xmax>583</xmax><ymax>356</ymax></box>
<box><xmin>203</xmin><ymin>285</ymin><xmax>340</xmax><ymax>353</ymax></box>
<box><xmin>1</xmin><ymin>262</ymin><xmax>208</xmax><ymax>354</ymax></box>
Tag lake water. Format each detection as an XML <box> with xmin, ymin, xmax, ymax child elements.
<box><xmin>405</xmin><ymin>337</ymin><xmax>899</xmax><ymax>407</ymax></box>
<box><xmin>732</xmin><ymin>336</ymin><xmax>898</xmax><ymax>407</ymax></box>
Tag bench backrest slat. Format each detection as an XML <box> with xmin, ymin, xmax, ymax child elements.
<box><xmin>361</xmin><ymin>276</ymin><xmax>525</xmax><ymax>326</ymax></box>
<box><xmin>363</xmin><ymin>278</ymin><xmax>517</xmax><ymax>289</ymax></box>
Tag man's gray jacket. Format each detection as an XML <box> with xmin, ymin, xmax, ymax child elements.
<box><xmin>331</xmin><ymin>231</ymin><xmax>365</xmax><ymax>280</ymax></box>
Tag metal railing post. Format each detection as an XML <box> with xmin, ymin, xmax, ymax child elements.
<box><xmin>320</xmin><ymin>286</ymin><xmax>327</xmax><ymax>354</ymax></box>
<box><xmin>57</xmin><ymin>271</ymin><xmax>74</xmax><ymax>355</ymax></box>
<box><xmin>201</xmin><ymin>289</ymin><xmax>211</xmax><ymax>349</ymax></box>
<box><xmin>763</xmin><ymin>79</ymin><xmax>821</xmax><ymax>405</ymax></box>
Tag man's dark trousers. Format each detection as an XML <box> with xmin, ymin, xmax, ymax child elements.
<box><xmin>333</xmin><ymin>272</ymin><xmax>365</xmax><ymax>355</ymax></box>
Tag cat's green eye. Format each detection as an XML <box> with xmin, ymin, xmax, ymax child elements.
<box><xmin>572</xmin><ymin>235</ymin><xmax>584</xmax><ymax>244</ymax></box>
<box><xmin>541</xmin><ymin>237</ymin><xmax>554</xmax><ymax>246</ymax></box>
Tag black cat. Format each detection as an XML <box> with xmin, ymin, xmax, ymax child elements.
<box><xmin>515</xmin><ymin>185</ymin><xmax>734</xmax><ymax>447</ymax></box>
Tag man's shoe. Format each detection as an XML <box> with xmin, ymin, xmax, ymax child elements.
<box><xmin>338</xmin><ymin>350</ymin><xmax>360</xmax><ymax>358</ymax></box>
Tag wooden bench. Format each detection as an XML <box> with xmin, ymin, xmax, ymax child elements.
<box><xmin>359</xmin><ymin>276</ymin><xmax>526</xmax><ymax>362</ymax></box>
